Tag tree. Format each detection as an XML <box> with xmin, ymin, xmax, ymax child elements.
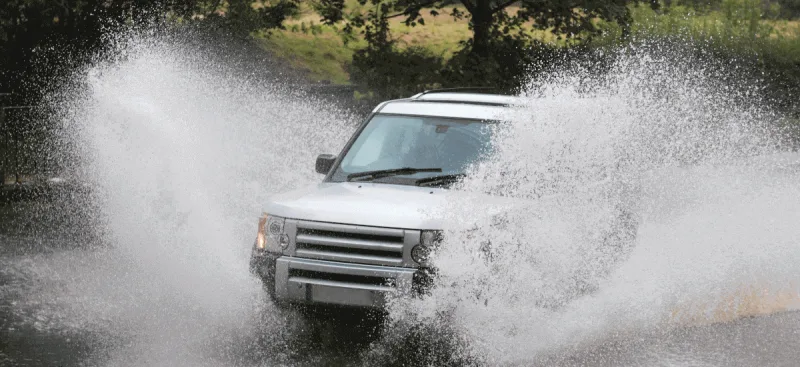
<box><xmin>313</xmin><ymin>0</ymin><xmax>658</xmax><ymax>96</ymax></box>
<box><xmin>0</xmin><ymin>0</ymin><xmax>298</xmax><ymax>175</ymax></box>
<box><xmin>319</xmin><ymin>0</ymin><xmax>658</xmax><ymax>57</ymax></box>
<box><xmin>0</xmin><ymin>0</ymin><xmax>298</xmax><ymax>104</ymax></box>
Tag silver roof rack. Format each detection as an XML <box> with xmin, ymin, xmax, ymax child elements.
<box><xmin>410</xmin><ymin>88</ymin><xmax>520</xmax><ymax>106</ymax></box>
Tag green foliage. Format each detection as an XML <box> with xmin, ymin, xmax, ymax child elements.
<box><xmin>350</xmin><ymin>45</ymin><xmax>444</xmax><ymax>98</ymax></box>
<box><xmin>215</xmin><ymin>0</ymin><xmax>301</xmax><ymax>33</ymax></box>
<box><xmin>347</xmin><ymin>25</ymin><xmax>566</xmax><ymax>98</ymax></box>
<box><xmin>310</xmin><ymin>0</ymin><xmax>659</xmax><ymax>99</ymax></box>
<box><xmin>593</xmin><ymin>0</ymin><xmax>800</xmax><ymax>118</ymax></box>
<box><xmin>0</xmin><ymin>0</ymin><xmax>303</xmax><ymax>174</ymax></box>
<box><xmin>668</xmin><ymin>0</ymin><xmax>800</xmax><ymax>19</ymax></box>
<box><xmin>774</xmin><ymin>0</ymin><xmax>800</xmax><ymax>18</ymax></box>
<box><xmin>0</xmin><ymin>0</ymin><xmax>298</xmax><ymax>104</ymax></box>
<box><xmin>255</xmin><ymin>27</ymin><xmax>357</xmax><ymax>83</ymax></box>
<box><xmin>316</xmin><ymin>0</ymin><xmax>659</xmax><ymax>58</ymax></box>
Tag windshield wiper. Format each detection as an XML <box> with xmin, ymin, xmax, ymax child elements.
<box><xmin>347</xmin><ymin>167</ymin><xmax>442</xmax><ymax>181</ymax></box>
<box><xmin>415</xmin><ymin>173</ymin><xmax>467</xmax><ymax>187</ymax></box>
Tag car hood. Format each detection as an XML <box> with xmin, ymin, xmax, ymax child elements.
<box><xmin>264</xmin><ymin>182</ymin><xmax>454</xmax><ymax>229</ymax></box>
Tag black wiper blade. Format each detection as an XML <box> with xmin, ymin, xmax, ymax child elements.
<box><xmin>415</xmin><ymin>173</ymin><xmax>467</xmax><ymax>187</ymax></box>
<box><xmin>347</xmin><ymin>167</ymin><xmax>442</xmax><ymax>181</ymax></box>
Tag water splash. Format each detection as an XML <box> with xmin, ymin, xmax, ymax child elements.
<box><xmin>4</xmin><ymin>30</ymin><xmax>355</xmax><ymax>366</ymax></box>
<box><xmin>3</xmin><ymin>32</ymin><xmax>799</xmax><ymax>367</ymax></box>
<box><xmin>381</xmin><ymin>44</ymin><xmax>800</xmax><ymax>365</ymax></box>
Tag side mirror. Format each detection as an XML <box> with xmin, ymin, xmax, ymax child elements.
<box><xmin>315</xmin><ymin>154</ymin><xmax>336</xmax><ymax>174</ymax></box>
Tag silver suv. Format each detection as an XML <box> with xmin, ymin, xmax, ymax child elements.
<box><xmin>249</xmin><ymin>91</ymin><xmax>640</xmax><ymax>308</ymax></box>
<box><xmin>249</xmin><ymin>91</ymin><xmax>520</xmax><ymax>308</ymax></box>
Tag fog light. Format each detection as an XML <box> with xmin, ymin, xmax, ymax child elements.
<box><xmin>420</xmin><ymin>230</ymin><xmax>443</xmax><ymax>247</ymax></box>
<box><xmin>279</xmin><ymin>234</ymin><xmax>290</xmax><ymax>249</ymax></box>
<box><xmin>411</xmin><ymin>245</ymin><xmax>431</xmax><ymax>264</ymax></box>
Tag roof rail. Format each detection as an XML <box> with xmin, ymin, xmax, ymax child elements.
<box><xmin>416</xmin><ymin>87</ymin><xmax>498</xmax><ymax>97</ymax></box>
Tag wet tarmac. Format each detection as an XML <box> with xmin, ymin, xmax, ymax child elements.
<box><xmin>1</xmin><ymin>193</ymin><xmax>799</xmax><ymax>366</ymax></box>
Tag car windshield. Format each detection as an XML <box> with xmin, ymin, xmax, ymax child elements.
<box><xmin>330</xmin><ymin>114</ymin><xmax>495</xmax><ymax>185</ymax></box>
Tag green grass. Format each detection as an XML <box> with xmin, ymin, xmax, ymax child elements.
<box><xmin>596</xmin><ymin>0</ymin><xmax>800</xmax><ymax>59</ymax></box>
<box><xmin>254</xmin><ymin>0</ymin><xmax>800</xmax><ymax>85</ymax></box>
<box><xmin>251</xmin><ymin>5</ymin><xmax>473</xmax><ymax>84</ymax></box>
<box><xmin>253</xmin><ymin>27</ymin><xmax>361</xmax><ymax>84</ymax></box>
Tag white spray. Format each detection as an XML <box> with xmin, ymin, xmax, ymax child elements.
<box><xmin>384</xmin><ymin>46</ymin><xmax>800</xmax><ymax>365</ymax></box>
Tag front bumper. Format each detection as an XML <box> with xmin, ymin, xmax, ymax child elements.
<box><xmin>251</xmin><ymin>251</ymin><xmax>429</xmax><ymax>308</ymax></box>
<box><xmin>277</xmin><ymin>257</ymin><xmax>416</xmax><ymax>308</ymax></box>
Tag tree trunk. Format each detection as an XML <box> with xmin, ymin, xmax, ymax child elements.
<box><xmin>468</xmin><ymin>0</ymin><xmax>492</xmax><ymax>59</ymax></box>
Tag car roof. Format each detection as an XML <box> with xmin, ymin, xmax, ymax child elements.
<box><xmin>373</xmin><ymin>92</ymin><xmax>522</xmax><ymax>120</ymax></box>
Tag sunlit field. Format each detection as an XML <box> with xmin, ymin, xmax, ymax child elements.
<box><xmin>256</xmin><ymin>0</ymin><xmax>800</xmax><ymax>84</ymax></box>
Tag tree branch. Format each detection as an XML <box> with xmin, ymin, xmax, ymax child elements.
<box><xmin>491</xmin><ymin>0</ymin><xmax>517</xmax><ymax>14</ymax></box>
<box><xmin>384</xmin><ymin>11</ymin><xmax>408</xmax><ymax>19</ymax></box>
<box><xmin>383</xmin><ymin>0</ymin><xmax>441</xmax><ymax>20</ymax></box>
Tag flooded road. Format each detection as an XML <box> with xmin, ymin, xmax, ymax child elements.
<box><xmin>2</xmin><ymin>34</ymin><xmax>800</xmax><ymax>366</ymax></box>
<box><xmin>1</xmin><ymin>195</ymin><xmax>799</xmax><ymax>367</ymax></box>
<box><xmin>533</xmin><ymin>311</ymin><xmax>800</xmax><ymax>367</ymax></box>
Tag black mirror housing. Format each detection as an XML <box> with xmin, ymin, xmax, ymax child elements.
<box><xmin>315</xmin><ymin>154</ymin><xmax>336</xmax><ymax>174</ymax></box>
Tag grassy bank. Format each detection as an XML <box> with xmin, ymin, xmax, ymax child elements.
<box><xmin>252</xmin><ymin>4</ymin><xmax>475</xmax><ymax>84</ymax></box>
<box><xmin>595</xmin><ymin>2</ymin><xmax>800</xmax><ymax>62</ymax></box>
<box><xmin>254</xmin><ymin>1</ymin><xmax>800</xmax><ymax>86</ymax></box>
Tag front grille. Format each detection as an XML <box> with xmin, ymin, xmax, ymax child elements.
<box><xmin>293</xmin><ymin>220</ymin><xmax>408</xmax><ymax>266</ymax></box>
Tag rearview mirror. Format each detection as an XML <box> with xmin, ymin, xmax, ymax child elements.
<box><xmin>315</xmin><ymin>154</ymin><xmax>336</xmax><ymax>174</ymax></box>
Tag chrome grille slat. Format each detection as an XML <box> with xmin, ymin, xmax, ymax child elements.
<box><xmin>296</xmin><ymin>220</ymin><xmax>405</xmax><ymax>237</ymax></box>
<box><xmin>284</xmin><ymin>257</ymin><xmax>416</xmax><ymax>277</ymax></box>
<box><xmin>295</xmin><ymin>249</ymin><xmax>404</xmax><ymax>266</ymax></box>
<box><xmin>288</xmin><ymin>277</ymin><xmax>396</xmax><ymax>292</ymax></box>
<box><xmin>296</xmin><ymin>233</ymin><xmax>404</xmax><ymax>252</ymax></box>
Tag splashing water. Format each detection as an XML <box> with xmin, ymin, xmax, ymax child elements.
<box><xmin>3</xmin><ymin>31</ymin><xmax>355</xmax><ymax>366</ymax></box>
<box><xmin>381</xmin><ymin>46</ymin><xmax>800</xmax><ymax>364</ymax></box>
<box><xmin>2</xmin><ymin>32</ymin><xmax>799</xmax><ymax>366</ymax></box>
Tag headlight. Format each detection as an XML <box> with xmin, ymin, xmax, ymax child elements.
<box><xmin>412</xmin><ymin>230</ymin><xmax>443</xmax><ymax>264</ymax></box>
<box><xmin>256</xmin><ymin>215</ymin><xmax>268</xmax><ymax>249</ymax></box>
<box><xmin>255</xmin><ymin>214</ymin><xmax>288</xmax><ymax>252</ymax></box>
